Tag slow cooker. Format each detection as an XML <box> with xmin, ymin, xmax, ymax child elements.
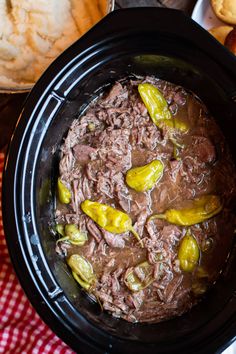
<box><xmin>2</xmin><ymin>8</ymin><xmax>236</xmax><ymax>354</ymax></box>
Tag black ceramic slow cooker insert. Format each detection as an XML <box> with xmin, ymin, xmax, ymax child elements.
<box><xmin>2</xmin><ymin>8</ymin><xmax>236</xmax><ymax>354</ymax></box>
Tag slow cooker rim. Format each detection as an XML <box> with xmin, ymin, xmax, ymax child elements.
<box><xmin>2</xmin><ymin>7</ymin><xmax>236</xmax><ymax>354</ymax></box>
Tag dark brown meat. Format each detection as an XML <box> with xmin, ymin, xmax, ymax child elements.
<box><xmin>117</xmin><ymin>189</ymin><xmax>131</xmax><ymax>213</ymax></box>
<box><xmin>73</xmin><ymin>144</ymin><xmax>97</xmax><ymax>164</ymax></box>
<box><xmin>101</xmin><ymin>229</ymin><xmax>125</xmax><ymax>248</ymax></box>
<box><xmin>187</xmin><ymin>136</ymin><xmax>216</xmax><ymax>164</ymax></box>
<box><xmin>83</xmin><ymin>239</ymin><xmax>96</xmax><ymax>258</ymax></box>
<box><xmin>165</xmin><ymin>275</ymin><xmax>183</xmax><ymax>303</ymax></box>
<box><xmin>86</xmin><ymin>219</ymin><xmax>102</xmax><ymax>243</ymax></box>
<box><xmin>102</xmin><ymin>82</ymin><xmax>128</xmax><ymax>107</ymax></box>
<box><xmin>134</xmin><ymin>211</ymin><xmax>149</xmax><ymax>237</ymax></box>
<box><xmin>96</xmin><ymin>175</ymin><xmax>114</xmax><ymax>198</ymax></box>
<box><xmin>55</xmin><ymin>241</ymin><xmax>71</xmax><ymax>256</ymax></box>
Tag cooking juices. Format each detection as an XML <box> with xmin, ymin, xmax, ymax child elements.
<box><xmin>55</xmin><ymin>76</ymin><xmax>236</xmax><ymax>323</ymax></box>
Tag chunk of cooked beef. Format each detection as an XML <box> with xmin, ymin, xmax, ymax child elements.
<box><xmin>73</xmin><ymin>144</ymin><xmax>97</xmax><ymax>164</ymax></box>
<box><xmin>55</xmin><ymin>241</ymin><xmax>71</xmax><ymax>256</ymax></box>
<box><xmin>102</xmin><ymin>82</ymin><xmax>128</xmax><ymax>107</ymax></box>
<box><xmin>101</xmin><ymin>229</ymin><xmax>126</xmax><ymax>248</ymax></box>
<box><xmin>133</xmin><ymin>211</ymin><xmax>149</xmax><ymax>237</ymax></box>
<box><xmin>83</xmin><ymin>239</ymin><xmax>96</xmax><ymax>258</ymax></box>
<box><xmin>86</xmin><ymin>219</ymin><xmax>102</xmax><ymax>243</ymax></box>
<box><xmin>185</xmin><ymin>136</ymin><xmax>216</xmax><ymax>164</ymax></box>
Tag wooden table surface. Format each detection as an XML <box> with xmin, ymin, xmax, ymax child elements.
<box><xmin>0</xmin><ymin>0</ymin><xmax>198</xmax><ymax>152</ymax></box>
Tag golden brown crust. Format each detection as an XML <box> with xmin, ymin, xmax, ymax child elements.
<box><xmin>224</xmin><ymin>28</ymin><xmax>236</xmax><ymax>54</ymax></box>
<box><xmin>211</xmin><ymin>0</ymin><xmax>236</xmax><ymax>25</ymax></box>
<box><xmin>208</xmin><ymin>25</ymin><xmax>233</xmax><ymax>44</ymax></box>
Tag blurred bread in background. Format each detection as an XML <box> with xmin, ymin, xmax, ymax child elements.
<box><xmin>208</xmin><ymin>25</ymin><xmax>233</xmax><ymax>44</ymax></box>
<box><xmin>211</xmin><ymin>0</ymin><xmax>236</xmax><ymax>25</ymax></box>
<box><xmin>224</xmin><ymin>27</ymin><xmax>236</xmax><ymax>54</ymax></box>
<box><xmin>0</xmin><ymin>0</ymin><xmax>109</xmax><ymax>88</ymax></box>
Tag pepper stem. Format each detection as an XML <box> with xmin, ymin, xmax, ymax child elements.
<box><xmin>56</xmin><ymin>236</ymin><xmax>69</xmax><ymax>244</ymax></box>
<box><xmin>149</xmin><ymin>214</ymin><xmax>166</xmax><ymax>221</ymax></box>
<box><xmin>170</xmin><ymin>136</ymin><xmax>185</xmax><ymax>149</ymax></box>
<box><xmin>94</xmin><ymin>293</ymin><xmax>104</xmax><ymax>311</ymax></box>
<box><xmin>130</xmin><ymin>227</ymin><xmax>144</xmax><ymax>248</ymax></box>
<box><xmin>72</xmin><ymin>271</ymin><xmax>91</xmax><ymax>291</ymax></box>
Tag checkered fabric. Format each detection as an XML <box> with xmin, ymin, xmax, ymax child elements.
<box><xmin>0</xmin><ymin>153</ymin><xmax>74</xmax><ymax>354</ymax></box>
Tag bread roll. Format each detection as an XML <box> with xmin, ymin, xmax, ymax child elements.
<box><xmin>209</xmin><ymin>25</ymin><xmax>233</xmax><ymax>44</ymax></box>
<box><xmin>224</xmin><ymin>28</ymin><xmax>236</xmax><ymax>54</ymax></box>
<box><xmin>211</xmin><ymin>0</ymin><xmax>236</xmax><ymax>25</ymax></box>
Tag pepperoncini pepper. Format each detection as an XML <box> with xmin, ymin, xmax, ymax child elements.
<box><xmin>138</xmin><ymin>83</ymin><xmax>189</xmax><ymax>133</ymax></box>
<box><xmin>126</xmin><ymin>159</ymin><xmax>164</xmax><ymax>192</ymax></box>
<box><xmin>178</xmin><ymin>232</ymin><xmax>200</xmax><ymax>272</ymax></box>
<box><xmin>192</xmin><ymin>282</ymin><xmax>207</xmax><ymax>296</ymax></box>
<box><xmin>124</xmin><ymin>261</ymin><xmax>154</xmax><ymax>292</ymax></box>
<box><xmin>57</xmin><ymin>178</ymin><xmax>71</xmax><ymax>204</ymax></box>
<box><xmin>81</xmin><ymin>200</ymin><xmax>143</xmax><ymax>246</ymax></box>
<box><xmin>174</xmin><ymin>117</ymin><xmax>189</xmax><ymax>133</ymax></box>
<box><xmin>67</xmin><ymin>254</ymin><xmax>96</xmax><ymax>291</ymax></box>
<box><xmin>56</xmin><ymin>224</ymin><xmax>88</xmax><ymax>246</ymax></box>
<box><xmin>55</xmin><ymin>224</ymin><xmax>65</xmax><ymax>236</ymax></box>
<box><xmin>138</xmin><ymin>83</ymin><xmax>171</xmax><ymax>125</ymax></box>
<box><xmin>150</xmin><ymin>195</ymin><xmax>222</xmax><ymax>226</ymax></box>
<box><xmin>196</xmin><ymin>266</ymin><xmax>209</xmax><ymax>278</ymax></box>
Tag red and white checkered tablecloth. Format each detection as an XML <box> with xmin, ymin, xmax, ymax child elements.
<box><xmin>0</xmin><ymin>153</ymin><xmax>75</xmax><ymax>354</ymax></box>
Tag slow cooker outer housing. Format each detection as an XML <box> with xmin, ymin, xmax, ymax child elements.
<box><xmin>2</xmin><ymin>8</ymin><xmax>236</xmax><ymax>354</ymax></box>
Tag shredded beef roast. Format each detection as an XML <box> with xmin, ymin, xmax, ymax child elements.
<box><xmin>55</xmin><ymin>76</ymin><xmax>236</xmax><ymax>323</ymax></box>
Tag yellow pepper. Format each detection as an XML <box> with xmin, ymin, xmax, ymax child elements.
<box><xmin>150</xmin><ymin>195</ymin><xmax>222</xmax><ymax>226</ymax></box>
<box><xmin>124</xmin><ymin>261</ymin><xmax>154</xmax><ymax>292</ymax></box>
<box><xmin>138</xmin><ymin>83</ymin><xmax>172</xmax><ymax>125</ymax></box>
<box><xmin>67</xmin><ymin>254</ymin><xmax>96</xmax><ymax>291</ymax></box>
<box><xmin>196</xmin><ymin>267</ymin><xmax>209</xmax><ymax>278</ymax></box>
<box><xmin>125</xmin><ymin>159</ymin><xmax>164</xmax><ymax>192</ymax></box>
<box><xmin>192</xmin><ymin>281</ymin><xmax>207</xmax><ymax>296</ymax></box>
<box><xmin>178</xmin><ymin>232</ymin><xmax>200</xmax><ymax>272</ymax></box>
<box><xmin>56</xmin><ymin>224</ymin><xmax>88</xmax><ymax>246</ymax></box>
<box><xmin>174</xmin><ymin>117</ymin><xmax>189</xmax><ymax>133</ymax></box>
<box><xmin>81</xmin><ymin>200</ymin><xmax>143</xmax><ymax>246</ymax></box>
<box><xmin>55</xmin><ymin>224</ymin><xmax>65</xmax><ymax>236</ymax></box>
<box><xmin>138</xmin><ymin>83</ymin><xmax>189</xmax><ymax>133</ymax></box>
<box><xmin>57</xmin><ymin>178</ymin><xmax>71</xmax><ymax>204</ymax></box>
